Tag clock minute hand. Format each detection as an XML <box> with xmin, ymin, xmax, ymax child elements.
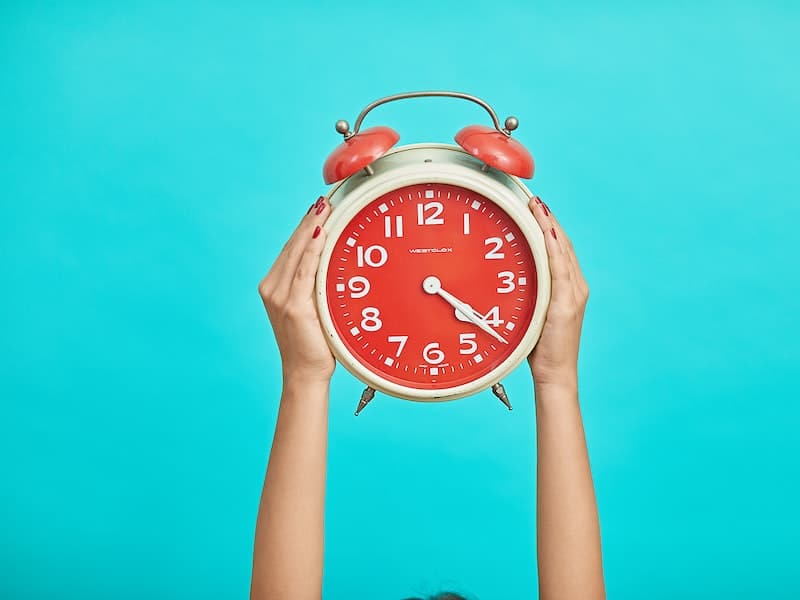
<box><xmin>422</xmin><ymin>276</ymin><xmax>508</xmax><ymax>345</ymax></box>
<box><xmin>442</xmin><ymin>290</ymin><xmax>509</xmax><ymax>345</ymax></box>
<box><xmin>454</xmin><ymin>303</ymin><xmax>486</xmax><ymax>324</ymax></box>
<box><xmin>449</xmin><ymin>296</ymin><xmax>509</xmax><ymax>345</ymax></box>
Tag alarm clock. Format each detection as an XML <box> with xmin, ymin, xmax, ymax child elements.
<box><xmin>315</xmin><ymin>91</ymin><xmax>551</xmax><ymax>415</ymax></box>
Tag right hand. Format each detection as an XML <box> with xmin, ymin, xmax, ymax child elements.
<box><xmin>258</xmin><ymin>196</ymin><xmax>335</xmax><ymax>385</ymax></box>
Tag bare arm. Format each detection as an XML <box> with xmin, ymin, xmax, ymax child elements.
<box><xmin>251</xmin><ymin>197</ymin><xmax>333</xmax><ymax>600</ymax></box>
<box><xmin>527</xmin><ymin>197</ymin><xmax>605</xmax><ymax>600</ymax></box>
<box><xmin>535</xmin><ymin>379</ymin><xmax>603</xmax><ymax>600</ymax></box>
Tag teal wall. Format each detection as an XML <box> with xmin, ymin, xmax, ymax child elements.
<box><xmin>2</xmin><ymin>1</ymin><xmax>798</xmax><ymax>598</ymax></box>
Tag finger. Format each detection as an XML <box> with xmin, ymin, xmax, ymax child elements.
<box><xmin>272</xmin><ymin>197</ymin><xmax>330</xmax><ymax>298</ymax></box>
<box><xmin>261</xmin><ymin>196</ymin><xmax>324</xmax><ymax>292</ymax></box>
<box><xmin>528</xmin><ymin>196</ymin><xmax>572</xmax><ymax>303</ymax></box>
<box><xmin>541</xmin><ymin>202</ymin><xmax>589</xmax><ymax>335</ymax></box>
<box><xmin>289</xmin><ymin>222</ymin><xmax>327</xmax><ymax>301</ymax></box>
<box><xmin>539</xmin><ymin>201</ymin><xmax>580</xmax><ymax>305</ymax></box>
<box><xmin>543</xmin><ymin>201</ymin><xmax>589</xmax><ymax>299</ymax></box>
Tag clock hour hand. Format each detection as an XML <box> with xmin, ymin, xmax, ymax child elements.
<box><xmin>454</xmin><ymin>304</ymin><xmax>485</xmax><ymax>323</ymax></box>
<box><xmin>453</xmin><ymin>302</ymin><xmax>509</xmax><ymax>345</ymax></box>
<box><xmin>422</xmin><ymin>276</ymin><xmax>508</xmax><ymax>345</ymax></box>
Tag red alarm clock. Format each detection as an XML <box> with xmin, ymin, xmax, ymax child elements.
<box><xmin>315</xmin><ymin>92</ymin><xmax>550</xmax><ymax>414</ymax></box>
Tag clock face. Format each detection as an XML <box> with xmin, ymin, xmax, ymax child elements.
<box><xmin>325</xmin><ymin>182</ymin><xmax>538</xmax><ymax>391</ymax></box>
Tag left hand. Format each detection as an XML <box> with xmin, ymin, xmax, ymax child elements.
<box><xmin>527</xmin><ymin>196</ymin><xmax>590</xmax><ymax>387</ymax></box>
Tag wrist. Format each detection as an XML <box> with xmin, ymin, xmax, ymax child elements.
<box><xmin>282</xmin><ymin>372</ymin><xmax>332</xmax><ymax>395</ymax></box>
<box><xmin>533</xmin><ymin>379</ymin><xmax>580</xmax><ymax>421</ymax></box>
<box><xmin>533</xmin><ymin>368</ymin><xmax>578</xmax><ymax>402</ymax></box>
<box><xmin>532</xmin><ymin>367</ymin><xmax>578</xmax><ymax>390</ymax></box>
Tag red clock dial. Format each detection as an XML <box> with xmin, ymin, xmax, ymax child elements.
<box><xmin>325</xmin><ymin>183</ymin><xmax>538</xmax><ymax>391</ymax></box>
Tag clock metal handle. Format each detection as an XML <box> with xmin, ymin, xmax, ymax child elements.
<box><xmin>336</xmin><ymin>91</ymin><xmax>519</xmax><ymax>139</ymax></box>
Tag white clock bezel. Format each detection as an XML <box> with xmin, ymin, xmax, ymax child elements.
<box><xmin>315</xmin><ymin>143</ymin><xmax>551</xmax><ymax>401</ymax></box>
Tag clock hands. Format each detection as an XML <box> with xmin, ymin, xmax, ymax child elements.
<box><xmin>422</xmin><ymin>276</ymin><xmax>509</xmax><ymax>345</ymax></box>
<box><xmin>454</xmin><ymin>304</ymin><xmax>487</xmax><ymax>324</ymax></box>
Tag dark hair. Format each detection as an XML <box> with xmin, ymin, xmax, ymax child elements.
<box><xmin>403</xmin><ymin>593</ymin><xmax>468</xmax><ymax>600</ymax></box>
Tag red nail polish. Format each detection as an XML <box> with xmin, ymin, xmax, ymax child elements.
<box><xmin>315</xmin><ymin>202</ymin><xmax>326</xmax><ymax>215</ymax></box>
<box><xmin>533</xmin><ymin>195</ymin><xmax>542</xmax><ymax>204</ymax></box>
<box><xmin>542</xmin><ymin>203</ymin><xmax>550</xmax><ymax>217</ymax></box>
<box><xmin>312</xmin><ymin>225</ymin><xmax>321</xmax><ymax>239</ymax></box>
<box><xmin>315</xmin><ymin>195</ymin><xmax>325</xmax><ymax>206</ymax></box>
<box><xmin>306</xmin><ymin>203</ymin><xmax>315</xmax><ymax>215</ymax></box>
<box><xmin>550</xmin><ymin>227</ymin><xmax>557</xmax><ymax>240</ymax></box>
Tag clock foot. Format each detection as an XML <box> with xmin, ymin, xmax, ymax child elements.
<box><xmin>354</xmin><ymin>386</ymin><xmax>376</xmax><ymax>416</ymax></box>
<box><xmin>492</xmin><ymin>382</ymin><xmax>512</xmax><ymax>410</ymax></box>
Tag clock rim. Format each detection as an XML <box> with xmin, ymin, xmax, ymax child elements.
<box><xmin>315</xmin><ymin>143</ymin><xmax>551</xmax><ymax>401</ymax></box>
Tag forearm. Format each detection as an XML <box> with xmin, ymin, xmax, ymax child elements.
<box><xmin>251</xmin><ymin>379</ymin><xmax>329</xmax><ymax>600</ymax></box>
<box><xmin>535</xmin><ymin>375</ymin><xmax>605</xmax><ymax>600</ymax></box>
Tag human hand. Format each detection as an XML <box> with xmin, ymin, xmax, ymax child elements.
<box><xmin>258</xmin><ymin>196</ymin><xmax>335</xmax><ymax>386</ymax></box>
<box><xmin>527</xmin><ymin>196</ymin><xmax>590</xmax><ymax>387</ymax></box>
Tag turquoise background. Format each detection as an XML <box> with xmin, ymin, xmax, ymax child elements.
<box><xmin>2</xmin><ymin>1</ymin><xmax>798</xmax><ymax>598</ymax></box>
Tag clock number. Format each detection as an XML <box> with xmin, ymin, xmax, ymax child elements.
<box><xmin>484</xmin><ymin>237</ymin><xmax>505</xmax><ymax>259</ymax></box>
<box><xmin>360</xmin><ymin>307</ymin><xmax>382</xmax><ymax>332</ymax></box>
<box><xmin>384</xmin><ymin>215</ymin><xmax>404</xmax><ymax>238</ymax></box>
<box><xmin>347</xmin><ymin>276</ymin><xmax>370</xmax><ymax>299</ymax></box>
<box><xmin>483</xmin><ymin>306</ymin><xmax>504</xmax><ymax>326</ymax></box>
<box><xmin>422</xmin><ymin>342</ymin><xmax>445</xmax><ymax>364</ymax></box>
<box><xmin>463</xmin><ymin>213</ymin><xmax>470</xmax><ymax>235</ymax></box>
<box><xmin>459</xmin><ymin>332</ymin><xmax>478</xmax><ymax>354</ymax></box>
<box><xmin>387</xmin><ymin>335</ymin><xmax>408</xmax><ymax>357</ymax></box>
<box><xmin>417</xmin><ymin>202</ymin><xmax>444</xmax><ymax>225</ymax></box>
<box><xmin>497</xmin><ymin>271</ymin><xmax>515</xmax><ymax>293</ymax></box>
<box><xmin>357</xmin><ymin>244</ymin><xmax>388</xmax><ymax>268</ymax></box>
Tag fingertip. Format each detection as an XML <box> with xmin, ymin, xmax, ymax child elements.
<box><xmin>309</xmin><ymin>224</ymin><xmax>327</xmax><ymax>248</ymax></box>
<box><xmin>542</xmin><ymin>221</ymin><xmax>563</xmax><ymax>257</ymax></box>
<box><xmin>529</xmin><ymin>198</ymin><xmax>551</xmax><ymax>227</ymax></box>
<box><xmin>540</xmin><ymin>202</ymin><xmax>550</xmax><ymax>217</ymax></box>
<box><xmin>314</xmin><ymin>196</ymin><xmax>336</xmax><ymax>222</ymax></box>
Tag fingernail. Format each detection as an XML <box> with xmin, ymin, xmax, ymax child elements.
<box><xmin>550</xmin><ymin>227</ymin><xmax>557</xmax><ymax>240</ymax></box>
<box><xmin>543</xmin><ymin>202</ymin><xmax>552</xmax><ymax>215</ymax></box>
<box><xmin>315</xmin><ymin>202</ymin><xmax>326</xmax><ymax>215</ymax></box>
<box><xmin>312</xmin><ymin>225</ymin><xmax>321</xmax><ymax>239</ymax></box>
<box><xmin>533</xmin><ymin>195</ymin><xmax>542</xmax><ymax>204</ymax></box>
<box><xmin>541</xmin><ymin>203</ymin><xmax>550</xmax><ymax>217</ymax></box>
<box><xmin>306</xmin><ymin>203</ymin><xmax>315</xmax><ymax>215</ymax></box>
<box><xmin>315</xmin><ymin>195</ymin><xmax>325</xmax><ymax>207</ymax></box>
